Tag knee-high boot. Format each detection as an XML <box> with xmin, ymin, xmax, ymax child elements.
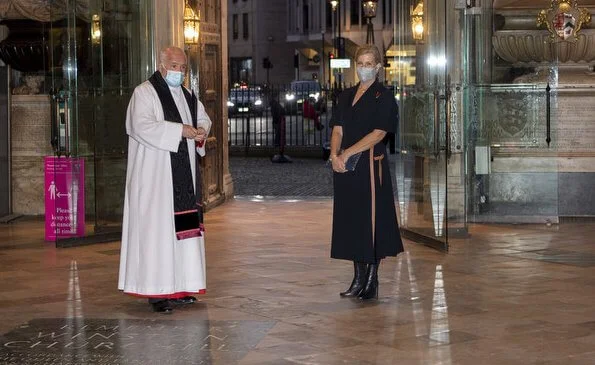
<box><xmin>340</xmin><ymin>262</ymin><xmax>367</xmax><ymax>297</ymax></box>
<box><xmin>358</xmin><ymin>261</ymin><xmax>379</xmax><ymax>300</ymax></box>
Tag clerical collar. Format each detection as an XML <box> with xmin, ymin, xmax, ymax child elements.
<box><xmin>168</xmin><ymin>85</ymin><xmax>183</xmax><ymax>96</ymax></box>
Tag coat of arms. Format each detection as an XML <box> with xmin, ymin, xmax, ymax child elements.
<box><xmin>537</xmin><ymin>0</ymin><xmax>592</xmax><ymax>42</ymax></box>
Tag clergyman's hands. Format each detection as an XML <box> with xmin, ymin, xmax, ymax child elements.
<box><xmin>194</xmin><ymin>127</ymin><xmax>207</xmax><ymax>144</ymax></box>
<box><xmin>182</xmin><ymin>125</ymin><xmax>198</xmax><ymax>139</ymax></box>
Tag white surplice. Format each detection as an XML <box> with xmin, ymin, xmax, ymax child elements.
<box><xmin>118</xmin><ymin>80</ymin><xmax>212</xmax><ymax>297</ymax></box>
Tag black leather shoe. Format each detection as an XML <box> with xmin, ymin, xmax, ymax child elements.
<box><xmin>172</xmin><ymin>296</ymin><xmax>197</xmax><ymax>305</ymax></box>
<box><xmin>151</xmin><ymin>300</ymin><xmax>173</xmax><ymax>314</ymax></box>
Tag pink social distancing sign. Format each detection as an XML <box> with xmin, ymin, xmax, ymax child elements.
<box><xmin>44</xmin><ymin>156</ymin><xmax>85</xmax><ymax>241</ymax></box>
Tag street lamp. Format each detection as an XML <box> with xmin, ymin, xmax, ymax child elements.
<box><xmin>329</xmin><ymin>0</ymin><xmax>342</xmax><ymax>88</ymax></box>
<box><xmin>329</xmin><ymin>0</ymin><xmax>340</xmax><ymax>55</ymax></box>
<box><xmin>362</xmin><ymin>0</ymin><xmax>378</xmax><ymax>45</ymax></box>
<box><xmin>411</xmin><ymin>1</ymin><xmax>424</xmax><ymax>41</ymax></box>
<box><xmin>183</xmin><ymin>1</ymin><xmax>200</xmax><ymax>45</ymax></box>
<box><xmin>330</xmin><ymin>0</ymin><xmax>338</xmax><ymax>11</ymax></box>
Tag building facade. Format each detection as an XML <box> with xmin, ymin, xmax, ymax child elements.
<box><xmin>228</xmin><ymin>0</ymin><xmax>295</xmax><ymax>86</ymax></box>
<box><xmin>0</xmin><ymin>0</ymin><xmax>232</xmax><ymax>245</ymax></box>
<box><xmin>286</xmin><ymin>0</ymin><xmax>420</xmax><ymax>86</ymax></box>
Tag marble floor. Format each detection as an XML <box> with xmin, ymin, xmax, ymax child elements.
<box><xmin>1</xmin><ymin>199</ymin><xmax>595</xmax><ymax>364</ymax></box>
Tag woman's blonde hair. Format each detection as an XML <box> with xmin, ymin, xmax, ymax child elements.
<box><xmin>355</xmin><ymin>45</ymin><xmax>382</xmax><ymax>65</ymax></box>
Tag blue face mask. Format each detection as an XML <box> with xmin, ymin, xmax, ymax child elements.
<box><xmin>164</xmin><ymin>70</ymin><xmax>184</xmax><ymax>87</ymax></box>
<box><xmin>356</xmin><ymin>66</ymin><xmax>378</xmax><ymax>83</ymax></box>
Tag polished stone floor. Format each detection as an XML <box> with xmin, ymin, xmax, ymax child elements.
<box><xmin>1</xmin><ymin>199</ymin><xmax>595</xmax><ymax>364</ymax></box>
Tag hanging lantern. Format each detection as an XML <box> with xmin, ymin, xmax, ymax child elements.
<box><xmin>91</xmin><ymin>14</ymin><xmax>101</xmax><ymax>44</ymax></box>
<box><xmin>362</xmin><ymin>0</ymin><xmax>378</xmax><ymax>19</ymax></box>
<box><xmin>411</xmin><ymin>1</ymin><xmax>424</xmax><ymax>41</ymax></box>
<box><xmin>184</xmin><ymin>2</ymin><xmax>200</xmax><ymax>45</ymax></box>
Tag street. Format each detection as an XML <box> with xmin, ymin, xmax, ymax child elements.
<box><xmin>228</xmin><ymin>103</ymin><xmax>332</xmax><ymax>147</ymax></box>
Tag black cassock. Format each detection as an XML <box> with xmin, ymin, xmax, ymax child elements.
<box><xmin>330</xmin><ymin>80</ymin><xmax>404</xmax><ymax>263</ymax></box>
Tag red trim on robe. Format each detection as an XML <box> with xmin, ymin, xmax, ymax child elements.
<box><xmin>176</xmin><ymin>229</ymin><xmax>203</xmax><ymax>240</ymax></box>
<box><xmin>124</xmin><ymin>290</ymin><xmax>206</xmax><ymax>299</ymax></box>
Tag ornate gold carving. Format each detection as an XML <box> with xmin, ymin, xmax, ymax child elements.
<box><xmin>537</xmin><ymin>0</ymin><xmax>591</xmax><ymax>42</ymax></box>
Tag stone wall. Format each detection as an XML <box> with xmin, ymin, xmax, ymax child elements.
<box><xmin>11</xmin><ymin>95</ymin><xmax>52</xmax><ymax>215</ymax></box>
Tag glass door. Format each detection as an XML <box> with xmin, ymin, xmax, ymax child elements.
<box><xmin>84</xmin><ymin>0</ymin><xmax>154</xmax><ymax>236</ymax></box>
<box><xmin>389</xmin><ymin>0</ymin><xmax>459</xmax><ymax>251</ymax></box>
<box><xmin>48</xmin><ymin>0</ymin><xmax>154</xmax><ymax>246</ymax></box>
<box><xmin>463</xmin><ymin>2</ymin><xmax>559</xmax><ymax>224</ymax></box>
<box><xmin>388</xmin><ymin>1</ymin><xmax>560</xmax><ymax>251</ymax></box>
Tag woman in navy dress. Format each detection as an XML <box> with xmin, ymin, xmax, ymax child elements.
<box><xmin>329</xmin><ymin>45</ymin><xmax>404</xmax><ymax>300</ymax></box>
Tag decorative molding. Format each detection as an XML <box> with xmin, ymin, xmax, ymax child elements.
<box><xmin>493</xmin><ymin>150</ymin><xmax>595</xmax><ymax>157</ymax></box>
<box><xmin>493</xmin><ymin>30</ymin><xmax>595</xmax><ymax>64</ymax></box>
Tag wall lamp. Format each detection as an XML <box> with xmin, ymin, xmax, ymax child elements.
<box><xmin>184</xmin><ymin>1</ymin><xmax>200</xmax><ymax>45</ymax></box>
<box><xmin>411</xmin><ymin>1</ymin><xmax>424</xmax><ymax>41</ymax></box>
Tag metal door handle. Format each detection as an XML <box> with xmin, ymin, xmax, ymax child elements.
<box><xmin>50</xmin><ymin>89</ymin><xmax>71</xmax><ymax>156</ymax></box>
<box><xmin>433</xmin><ymin>76</ymin><xmax>440</xmax><ymax>157</ymax></box>
<box><xmin>445</xmin><ymin>75</ymin><xmax>452</xmax><ymax>160</ymax></box>
<box><xmin>546</xmin><ymin>83</ymin><xmax>551</xmax><ymax>147</ymax></box>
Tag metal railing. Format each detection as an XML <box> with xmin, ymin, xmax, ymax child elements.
<box><xmin>227</xmin><ymin>84</ymin><xmax>343</xmax><ymax>154</ymax></box>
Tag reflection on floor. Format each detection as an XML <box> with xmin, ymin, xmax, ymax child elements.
<box><xmin>2</xmin><ymin>199</ymin><xmax>595</xmax><ymax>364</ymax></box>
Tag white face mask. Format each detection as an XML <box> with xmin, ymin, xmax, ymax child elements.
<box><xmin>356</xmin><ymin>66</ymin><xmax>379</xmax><ymax>83</ymax></box>
<box><xmin>164</xmin><ymin>70</ymin><xmax>184</xmax><ymax>87</ymax></box>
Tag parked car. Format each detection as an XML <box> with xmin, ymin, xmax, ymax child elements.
<box><xmin>283</xmin><ymin>80</ymin><xmax>326</xmax><ymax>115</ymax></box>
<box><xmin>227</xmin><ymin>87</ymin><xmax>266</xmax><ymax>116</ymax></box>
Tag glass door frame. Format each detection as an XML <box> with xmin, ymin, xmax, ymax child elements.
<box><xmin>49</xmin><ymin>0</ymin><xmax>154</xmax><ymax>247</ymax></box>
<box><xmin>390</xmin><ymin>0</ymin><xmax>459</xmax><ymax>252</ymax></box>
<box><xmin>391</xmin><ymin>1</ymin><xmax>560</xmax><ymax>251</ymax></box>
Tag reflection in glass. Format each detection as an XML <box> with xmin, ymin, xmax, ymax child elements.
<box><xmin>66</xmin><ymin>260</ymin><xmax>83</xmax><ymax>318</ymax></box>
<box><xmin>394</xmin><ymin>155</ymin><xmax>412</xmax><ymax>227</ymax></box>
<box><xmin>430</xmin><ymin>158</ymin><xmax>445</xmax><ymax>237</ymax></box>
<box><xmin>429</xmin><ymin>264</ymin><xmax>451</xmax><ymax>363</ymax></box>
<box><xmin>406</xmin><ymin>252</ymin><xmax>427</xmax><ymax>338</ymax></box>
<box><xmin>429</xmin><ymin>264</ymin><xmax>449</xmax><ymax>343</ymax></box>
<box><xmin>65</xmin><ymin>260</ymin><xmax>88</xmax><ymax>358</ymax></box>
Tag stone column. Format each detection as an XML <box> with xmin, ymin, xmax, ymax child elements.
<box><xmin>153</xmin><ymin>0</ymin><xmax>185</xmax><ymax>58</ymax></box>
<box><xmin>221</xmin><ymin>0</ymin><xmax>234</xmax><ymax>198</ymax></box>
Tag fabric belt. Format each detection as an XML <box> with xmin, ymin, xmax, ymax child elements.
<box><xmin>369</xmin><ymin>150</ymin><xmax>385</xmax><ymax>248</ymax></box>
<box><xmin>373</xmin><ymin>154</ymin><xmax>385</xmax><ymax>187</ymax></box>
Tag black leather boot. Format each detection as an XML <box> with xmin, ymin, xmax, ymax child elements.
<box><xmin>358</xmin><ymin>262</ymin><xmax>379</xmax><ymax>300</ymax></box>
<box><xmin>340</xmin><ymin>262</ymin><xmax>367</xmax><ymax>297</ymax></box>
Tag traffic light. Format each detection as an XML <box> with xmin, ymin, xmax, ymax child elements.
<box><xmin>329</xmin><ymin>52</ymin><xmax>335</xmax><ymax>59</ymax></box>
<box><xmin>262</xmin><ymin>57</ymin><xmax>272</xmax><ymax>69</ymax></box>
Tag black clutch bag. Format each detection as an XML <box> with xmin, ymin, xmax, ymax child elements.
<box><xmin>341</xmin><ymin>150</ymin><xmax>362</xmax><ymax>171</ymax></box>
